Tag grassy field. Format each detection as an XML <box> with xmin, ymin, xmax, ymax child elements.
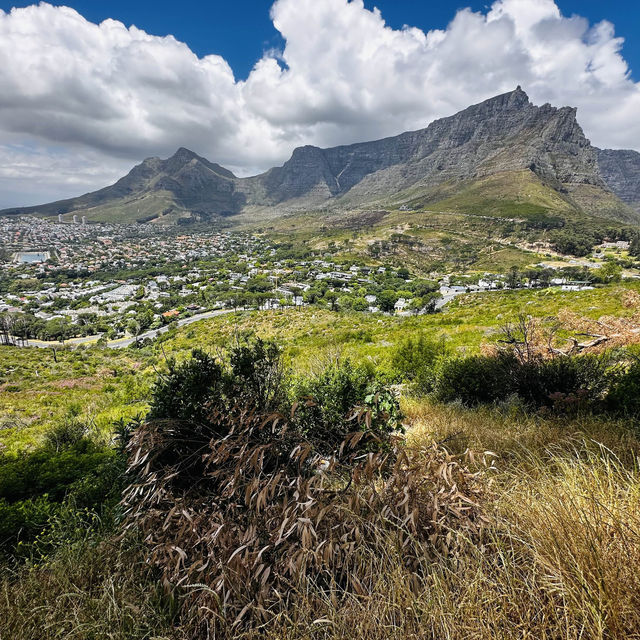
<box><xmin>2</xmin><ymin>399</ymin><xmax>638</xmax><ymax>639</ymax></box>
<box><xmin>1</xmin><ymin>281</ymin><xmax>640</xmax><ymax>638</ymax></box>
<box><xmin>2</xmin><ymin>282</ymin><xmax>640</xmax><ymax>453</ymax></box>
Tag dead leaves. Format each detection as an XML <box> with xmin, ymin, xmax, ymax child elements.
<box><xmin>121</xmin><ymin>405</ymin><xmax>491</xmax><ymax>635</ymax></box>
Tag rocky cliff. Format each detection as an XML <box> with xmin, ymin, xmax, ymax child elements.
<box><xmin>597</xmin><ymin>149</ymin><xmax>640</xmax><ymax>213</ymax></box>
<box><xmin>245</xmin><ymin>87</ymin><xmax>607</xmax><ymax>208</ymax></box>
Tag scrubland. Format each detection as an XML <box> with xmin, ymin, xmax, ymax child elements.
<box><xmin>1</xmin><ymin>283</ymin><xmax>640</xmax><ymax>639</ymax></box>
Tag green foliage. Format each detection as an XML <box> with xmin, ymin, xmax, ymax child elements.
<box><xmin>591</xmin><ymin>261</ymin><xmax>622</xmax><ymax>284</ymax></box>
<box><xmin>433</xmin><ymin>352</ymin><xmax>614</xmax><ymax>411</ymax></box>
<box><xmin>607</xmin><ymin>359</ymin><xmax>640</xmax><ymax>418</ymax></box>
<box><xmin>377</xmin><ymin>289</ymin><xmax>398</xmax><ymax>313</ymax></box>
<box><xmin>433</xmin><ymin>354</ymin><xmax>515</xmax><ymax>406</ymax></box>
<box><xmin>0</xmin><ymin>496</ymin><xmax>57</xmax><ymax>554</ymax></box>
<box><xmin>227</xmin><ymin>337</ymin><xmax>286</xmax><ymax>412</ymax></box>
<box><xmin>293</xmin><ymin>360</ymin><xmax>401</xmax><ymax>452</ymax></box>
<box><xmin>43</xmin><ymin>418</ymin><xmax>91</xmax><ymax>452</ymax></box>
<box><xmin>550</xmin><ymin>225</ymin><xmax>604</xmax><ymax>257</ymax></box>
<box><xmin>0</xmin><ymin>442</ymin><xmax>115</xmax><ymax>504</ymax></box>
<box><xmin>148</xmin><ymin>348</ymin><xmax>223</xmax><ymax>424</ymax></box>
<box><xmin>392</xmin><ymin>333</ymin><xmax>447</xmax><ymax>393</ymax></box>
<box><xmin>0</xmin><ymin>436</ymin><xmax>124</xmax><ymax>555</ymax></box>
<box><xmin>516</xmin><ymin>354</ymin><xmax>613</xmax><ymax>410</ymax></box>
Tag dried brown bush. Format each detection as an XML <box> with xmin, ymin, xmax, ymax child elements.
<box><xmin>488</xmin><ymin>291</ymin><xmax>640</xmax><ymax>362</ymax></box>
<box><xmin>122</xmin><ymin>402</ymin><xmax>491</xmax><ymax>637</ymax></box>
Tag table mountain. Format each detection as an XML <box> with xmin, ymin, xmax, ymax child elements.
<box><xmin>2</xmin><ymin>87</ymin><xmax>639</xmax><ymax>224</ymax></box>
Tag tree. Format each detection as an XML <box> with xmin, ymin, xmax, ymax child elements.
<box><xmin>629</xmin><ymin>233</ymin><xmax>640</xmax><ymax>257</ymax></box>
<box><xmin>127</xmin><ymin>319</ymin><xmax>141</xmax><ymax>343</ymax></box>
<box><xmin>593</xmin><ymin>261</ymin><xmax>622</xmax><ymax>283</ymax></box>
<box><xmin>506</xmin><ymin>266</ymin><xmax>521</xmax><ymax>289</ymax></box>
<box><xmin>377</xmin><ymin>289</ymin><xmax>398</xmax><ymax>313</ymax></box>
<box><xmin>325</xmin><ymin>291</ymin><xmax>339</xmax><ymax>311</ymax></box>
<box><xmin>352</xmin><ymin>297</ymin><xmax>368</xmax><ymax>312</ymax></box>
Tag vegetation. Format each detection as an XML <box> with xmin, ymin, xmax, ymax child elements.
<box><xmin>1</xmin><ymin>282</ymin><xmax>640</xmax><ymax>639</ymax></box>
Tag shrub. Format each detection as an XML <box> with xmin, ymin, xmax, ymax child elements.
<box><xmin>0</xmin><ymin>496</ymin><xmax>57</xmax><ymax>554</ymax></box>
<box><xmin>43</xmin><ymin>418</ymin><xmax>91</xmax><ymax>452</ymax></box>
<box><xmin>0</xmin><ymin>443</ymin><xmax>115</xmax><ymax>504</ymax></box>
<box><xmin>292</xmin><ymin>360</ymin><xmax>401</xmax><ymax>452</ymax></box>
<box><xmin>392</xmin><ymin>333</ymin><xmax>447</xmax><ymax>394</ymax></box>
<box><xmin>123</xmin><ymin>390</ymin><xmax>487</xmax><ymax>636</ymax></box>
<box><xmin>606</xmin><ymin>359</ymin><xmax>640</xmax><ymax>418</ymax></box>
<box><xmin>0</xmin><ymin>433</ymin><xmax>127</xmax><ymax>555</ymax></box>
<box><xmin>515</xmin><ymin>354</ymin><xmax>612</xmax><ymax>410</ymax></box>
<box><xmin>433</xmin><ymin>352</ymin><xmax>614</xmax><ymax>411</ymax></box>
<box><xmin>433</xmin><ymin>354</ymin><xmax>516</xmax><ymax>406</ymax></box>
<box><xmin>227</xmin><ymin>337</ymin><xmax>286</xmax><ymax>412</ymax></box>
<box><xmin>148</xmin><ymin>348</ymin><xmax>223</xmax><ymax>424</ymax></box>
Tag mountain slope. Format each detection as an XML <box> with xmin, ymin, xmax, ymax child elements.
<box><xmin>2</xmin><ymin>88</ymin><xmax>639</xmax><ymax>224</ymax></box>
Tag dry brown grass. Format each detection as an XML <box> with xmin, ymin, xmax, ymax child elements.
<box><xmin>2</xmin><ymin>401</ymin><xmax>639</xmax><ymax>640</ymax></box>
<box><xmin>403</xmin><ymin>397</ymin><xmax>640</xmax><ymax>464</ymax></box>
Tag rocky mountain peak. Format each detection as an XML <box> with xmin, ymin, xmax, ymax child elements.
<box><xmin>170</xmin><ymin>147</ymin><xmax>199</xmax><ymax>163</ymax></box>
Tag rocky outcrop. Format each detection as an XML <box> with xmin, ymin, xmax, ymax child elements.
<box><xmin>597</xmin><ymin>149</ymin><xmax>640</xmax><ymax>213</ymax></box>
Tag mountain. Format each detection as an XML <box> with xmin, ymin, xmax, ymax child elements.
<box><xmin>2</xmin><ymin>87</ymin><xmax>639</xmax><ymax>224</ymax></box>
<box><xmin>0</xmin><ymin>147</ymin><xmax>246</xmax><ymax>223</ymax></box>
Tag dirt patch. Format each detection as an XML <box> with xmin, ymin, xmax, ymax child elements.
<box><xmin>50</xmin><ymin>377</ymin><xmax>99</xmax><ymax>390</ymax></box>
<box><xmin>332</xmin><ymin>210</ymin><xmax>390</xmax><ymax>229</ymax></box>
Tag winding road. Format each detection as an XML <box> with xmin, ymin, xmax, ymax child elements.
<box><xmin>3</xmin><ymin>308</ymin><xmax>234</xmax><ymax>350</ymax></box>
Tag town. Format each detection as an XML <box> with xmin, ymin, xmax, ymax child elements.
<box><xmin>0</xmin><ymin>215</ymin><xmax>636</xmax><ymax>346</ymax></box>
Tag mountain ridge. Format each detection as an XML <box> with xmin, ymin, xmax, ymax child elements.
<box><xmin>2</xmin><ymin>87</ymin><xmax>639</xmax><ymax>224</ymax></box>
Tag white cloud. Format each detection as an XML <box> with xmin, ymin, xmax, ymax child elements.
<box><xmin>0</xmin><ymin>0</ymin><xmax>639</xmax><ymax>206</ymax></box>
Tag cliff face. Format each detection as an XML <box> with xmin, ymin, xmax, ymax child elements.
<box><xmin>597</xmin><ymin>149</ymin><xmax>640</xmax><ymax>213</ymax></box>
<box><xmin>243</xmin><ymin>87</ymin><xmax>608</xmax><ymax>208</ymax></box>
<box><xmin>2</xmin><ymin>87</ymin><xmax>638</xmax><ymax>223</ymax></box>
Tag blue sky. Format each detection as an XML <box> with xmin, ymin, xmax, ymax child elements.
<box><xmin>1</xmin><ymin>0</ymin><xmax>640</xmax><ymax>206</ymax></box>
<box><xmin>1</xmin><ymin>1</ymin><xmax>638</xmax><ymax>80</ymax></box>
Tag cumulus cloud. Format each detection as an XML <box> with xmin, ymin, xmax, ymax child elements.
<box><xmin>0</xmin><ymin>0</ymin><xmax>639</xmax><ymax>206</ymax></box>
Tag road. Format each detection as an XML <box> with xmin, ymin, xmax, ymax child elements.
<box><xmin>3</xmin><ymin>308</ymin><xmax>234</xmax><ymax>350</ymax></box>
<box><xmin>3</xmin><ymin>288</ymin><xmax>493</xmax><ymax>351</ymax></box>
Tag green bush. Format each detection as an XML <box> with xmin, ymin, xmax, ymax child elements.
<box><xmin>433</xmin><ymin>352</ymin><xmax>613</xmax><ymax>411</ymax></box>
<box><xmin>515</xmin><ymin>354</ymin><xmax>612</xmax><ymax>410</ymax></box>
<box><xmin>227</xmin><ymin>337</ymin><xmax>286</xmax><ymax>412</ymax></box>
<box><xmin>0</xmin><ymin>443</ymin><xmax>115</xmax><ymax>503</ymax></box>
<box><xmin>606</xmin><ymin>360</ymin><xmax>640</xmax><ymax>418</ymax></box>
<box><xmin>43</xmin><ymin>418</ymin><xmax>91</xmax><ymax>452</ymax></box>
<box><xmin>392</xmin><ymin>333</ymin><xmax>447</xmax><ymax>393</ymax></box>
<box><xmin>148</xmin><ymin>348</ymin><xmax>223</xmax><ymax>424</ymax></box>
<box><xmin>433</xmin><ymin>354</ymin><xmax>515</xmax><ymax>406</ymax></box>
<box><xmin>0</xmin><ymin>435</ymin><xmax>126</xmax><ymax>555</ymax></box>
<box><xmin>293</xmin><ymin>361</ymin><xmax>401</xmax><ymax>452</ymax></box>
<box><xmin>0</xmin><ymin>496</ymin><xmax>57</xmax><ymax>553</ymax></box>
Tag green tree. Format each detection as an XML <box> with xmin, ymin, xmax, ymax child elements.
<box><xmin>377</xmin><ymin>289</ymin><xmax>398</xmax><ymax>313</ymax></box>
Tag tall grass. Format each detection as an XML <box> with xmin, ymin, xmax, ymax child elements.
<box><xmin>0</xmin><ymin>538</ymin><xmax>180</xmax><ymax>640</ymax></box>
<box><xmin>1</xmin><ymin>401</ymin><xmax>639</xmax><ymax>639</ymax></box>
